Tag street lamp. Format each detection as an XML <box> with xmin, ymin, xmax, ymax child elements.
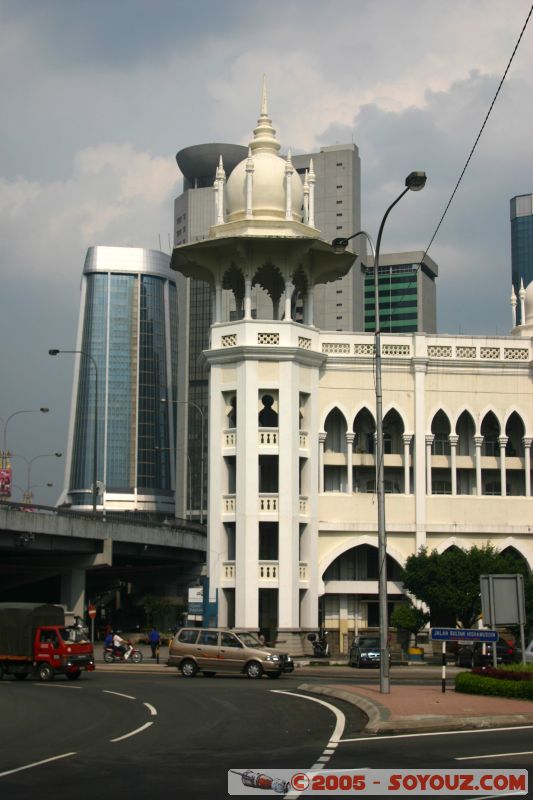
<box><xmin>332</xmin><ymin>171</ymin><xmax>427</xmax><ymax>694</ymax></box>
<box><xmin>0</xmin><ymin>408</ymin><xmax>49</xmax><ymax>499</ymax></box>
<box><xmin>161</xmin><ymin>397</ymin><xmax>205</xmax><ymax>524</ymax></box>
<box><xmin>13</xmin><ymin>482</ymin><xmax>53</xmax><ymax>505</ymax></box>
<box><xmin>11</xmin><ymin>452</ymin><xmax>62</xmax><ymax>503</ymax></box>
<box><xmin>49</xmin><ymin>348</ymin><xmax>99</xmax><ymax>512</ymax></box>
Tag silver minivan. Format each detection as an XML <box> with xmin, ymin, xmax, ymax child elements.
<box><xmin>168</xmin><ymin>628</ymin><xmax>294</xmax><ymax>679</ymax></box>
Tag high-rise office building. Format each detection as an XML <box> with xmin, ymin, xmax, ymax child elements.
<box><xmin>511</xmin><ymin>194</ymin><xmax>533</xmax><ymax>324</ymax></box>
<box><xmin>173</xmin><ymin>140</ymin><xmax>361</xmax><ymax>519</ymax></box>
<box><xmin>59</xmin><ymin>246</ymin><xmax>178</xmax><ymax>514</ymax></box>
<box><xmin>363</xmin><ymin>251</ymin><xmax>438</xmax><ymax>333</ymax></box>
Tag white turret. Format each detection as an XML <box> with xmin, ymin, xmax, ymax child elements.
<box><xmin>285</xmin><ymin>149</ymin><xmax>294</xmax><ymax>221</ymax></box>
<box><xmin>511</xmin><ymin>284</ymin><xmax>517</xmax><ymax>328</ymax></box>
<box><xmin>245</xmin><ymin>147</ymin><xmax>254</xmax><ymax>220</ymax></box>
<box><xmin>214</xmin><ymin>155</ymin><xmax>226</xmax><ymax>225</ymax></box>
<box><xmin>308</xmin><ymin>158</ymin><xmax>316</xmax><ymax>228</ymax></box>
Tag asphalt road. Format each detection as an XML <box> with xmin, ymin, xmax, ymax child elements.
<box><xmin>1</xmin><ymin>671</ymin><xmax>531</xmax><ymax>800</ymax></box>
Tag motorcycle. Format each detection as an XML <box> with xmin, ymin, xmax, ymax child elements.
<box><xmin>307</xmin><ymin>631</ymin><xmax>329</xmax><ymax>658</ymax></box>
<box><xmin>103</xmin><ymin>644</ymin><xmax>143</xmax><ymax>664</ymax></box>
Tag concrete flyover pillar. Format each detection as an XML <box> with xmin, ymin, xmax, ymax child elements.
<box><xmin>60</xmin><ymin>567</ymin><xmax>86</xmax><ymax>618</ymax></box>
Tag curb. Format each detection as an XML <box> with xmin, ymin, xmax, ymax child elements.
<box><xmin>298</xmin><ymin>683</ymin><xmax>533</xmax><ymax>735</ymax></box>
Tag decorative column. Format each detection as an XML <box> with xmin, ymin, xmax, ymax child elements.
<box><xmin>215</xmin><ymin>156</ymin><xmax>226</xmax><ymax>225</ymax></box>
<box><xmin>244</xmin><ymin>276</ymin><xmax>252</xmax><ymax>320</ymax></box>
<box><xmin>425</xmin><ymin>435</ymin><xmax>434</xmax><ymax>495</ymax></box>
<box><xmin>523</xmin><ymin>437</ymin><xmax>532</xmax><ymax>497</ymax></box>
<box><xmin>346</xmin><ymin>433</ymin><xmax>354</xmax><ymax>495</ymax></box>
<box><xmin>284</xmin><ymin>280</ymin><xmax>293</xmax><ymax>321</ymax></box>
<box><xmin>245</xmin><ymin>148</ymin><xmax>254</xmax><ymax>220</ymax></box>
<box><xmin>474</xmin><ymin>435</ymin><xmax>483</xmax><ymax>496</ymax></box>
<box><xmin>285</xmin><ymin>149</ymin><xmax>293</xmax><ymax>221</ymax></box>
<box><xmin>499</xmin><ymin>436</ymin><xmax>508</xmax><ymax>497</ymax></box>
<box><xmin>402</xmin><ymin>434</ymin><xmax>412</xmax><ymax>494</ymax></box>
<box><xmin>318</xmin><ymin>432</ymin><xmax>326</xmax><ymax>493</ymax></box>
<box><xmin>302</xmin><ymin>170</ymin><xmax>310</xmax><ymax>224</ymax></box>
<box><xmin>449</xmin><ymin>434</ymin><xmax>459</xmax><ymax>495</ymax></box>
<box><xmin>511</xmin><ymin>285</ymin><xmax>517</xmax><ymax>328</ymax></box>
<box><xmin>308</xmin><ymin>159</ymin><xmax>316</xmax><ymax>227</ymax></box>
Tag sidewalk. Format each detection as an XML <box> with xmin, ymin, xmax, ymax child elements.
<box><xmin>301</xmin><ymin>681</ymin><xmax>533</xmax><ymax>735</ymax></box>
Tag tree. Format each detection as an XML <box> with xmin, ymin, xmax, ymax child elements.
<box><xmin>401</xmin><ymin>544</ymin><xmax>531</xmax><ymax>629</ymax></box>
<box><xmin>390</xmin><ymin>603</ymin><xmax>430</xmax><ymax>647</ymax></box>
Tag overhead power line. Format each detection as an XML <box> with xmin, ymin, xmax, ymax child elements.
<box><xmin>423</xmin><ymin>3</ymin><xmax>533</xmax><ymax>260</ymax></box>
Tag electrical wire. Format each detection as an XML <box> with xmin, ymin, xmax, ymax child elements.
<box><xmin>422</xmin><ymin>3</ymin><xmax>533</xmax><ymax>260</ymax></box>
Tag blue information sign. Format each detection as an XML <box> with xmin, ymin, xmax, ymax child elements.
<box><xmin>431</xmin><ymin>628</ymin><xmax>498</xmax><ymax>642</ymax></box>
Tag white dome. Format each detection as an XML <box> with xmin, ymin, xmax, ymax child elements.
<box><xmin>224</xmin><ymin>81</ymin><xmax>304</xmax><ymax>224</ymax></box>
<box><xmin>226</xmin><ymin>150</ymin><xmax>303</xmax><ymax>222</ymax></box>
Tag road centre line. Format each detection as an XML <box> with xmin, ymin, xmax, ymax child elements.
<box><xmin>456</xmin><ymin>750</ymin><xmax>533</xmax><ymax>760</ymax></box>
<box><xmin>341</xmin><ymin>723</ymin><xmax>533</xmax><ymax>743</ymax></box>
<box><xmin>110</xmin><ymin>722</ymin><xmax>154</xmax><ymax>742</ymax></box>
<box><xmin>102</xmin><ymin>690</ymin><xmax>136</xmax><ymax>700</ymax></box>
<box><xmin>143</xmin><ymin>702</ymin><xmax>157</xmax><ymax>716</ymax></box>
<box><xmin>0</xmin><ymin>752</ymin><xmax>77</xmax><ymax>778</ymax></box>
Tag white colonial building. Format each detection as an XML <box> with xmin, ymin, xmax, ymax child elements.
<box><xmin>171</xmin><ymin>86</ymin><xmax>533</xmax><ymax>654</ymax></box>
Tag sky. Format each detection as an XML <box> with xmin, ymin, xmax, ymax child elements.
<box><xmin>1</xmin><ymin>0</ymin><xmax>532</xmax><ymax>505</ymax></box>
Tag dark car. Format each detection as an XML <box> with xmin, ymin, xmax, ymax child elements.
<box><xmin>349</xmin><ymin>636</ymin><xmax>381</xmax><ymax>668</ymax></box>
<box><xmin>455</xmin><ymin>637</ymin><xmax>520</xmax><ymax>668</ymax></box>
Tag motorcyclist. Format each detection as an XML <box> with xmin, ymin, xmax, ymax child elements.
<box><xmin>112</xmin><ymin>631</ymin><xmax>133</xmax><ymax>660</ymax></box>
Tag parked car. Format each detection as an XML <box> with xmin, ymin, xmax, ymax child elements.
<box><xmin>455</xmin><ymin>637</ymin><xmax>520</xmax><ymax>668</ymax></box>
<box><xmin>349</xmin><ymin>636</ymin><xmax>382</xmax><ymax>668</ymax></box>
<box><xmin>525</xmin><ymin>640</ymin><xmax>533</xmax><ymax>664</ymax></box>
<box><xmin>168</xmin><ymin>628</ymin><xmax>294</xmax><ymax>679</ymax></box>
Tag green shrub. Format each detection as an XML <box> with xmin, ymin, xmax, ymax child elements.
<box><xmin>455</xmin><ymin>671</ymin><xmax>533</xmax><ymax>700</ymax></box>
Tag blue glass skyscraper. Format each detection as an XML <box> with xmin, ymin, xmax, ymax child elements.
<box><xmin>60</xmin><ymin>246</ymin><xmax>178</xmax><ymax>514</ymax></box>
<box><xmin>511</xmin><ymin>194</ymin><xmax>533</xmax><ymax>324</ymax></box>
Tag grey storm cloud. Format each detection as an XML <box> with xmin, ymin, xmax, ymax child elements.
<box><xmin>1</xmin><ymin>0</ymin><xmax>532</xmax><ymax>502</ymax></box>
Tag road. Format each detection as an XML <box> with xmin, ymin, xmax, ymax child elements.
<box><xmin>0</xmin><ymin>670</ymin><xmax>531</xmax><ymax>799</ymax></box>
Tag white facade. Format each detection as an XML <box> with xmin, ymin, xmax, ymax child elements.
<box><xmin>171</xmin><ymin>84</ymin><xmax>533</xmax><ymax>652</ymax></box>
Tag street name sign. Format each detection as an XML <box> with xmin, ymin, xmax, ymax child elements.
<box><xmin>431</xmin><ymin>628</ymin><xmax>498</xmax><ymax>642</ymax></box>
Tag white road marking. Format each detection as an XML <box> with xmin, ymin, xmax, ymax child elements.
<box><xmin>110</xmin><ymin>721</ymin><xmax>154</xmax><ymax>742</ymax></box>
<box><xmin>272</xmin><ymin>690</ymin><xmax>345</xmax><ymax>742</ymax></box>
<box><xmin>143</xmin><ymin>702</ymin><xmax>157</xmax><ymax>716</ymax></box>
<box><xmin>272</xmin><ymin>690</ymin><xmax>347</xmax><ymax>799</ymax></box>
<box><xmin>0</xmin><ymin>752</ymin><xmax>77</xmax><ymax>777</ymax></box>
<box><xmin>456</xmin><ymin>750</ymin><xmax>533</xmax><ymax>760</ymax></box>
<box><xmin>102</xmin><ymin>690</ymin><xmax>136</xmax><ymax>700</ymax></box>
<box><xmin>36</xmin><ymin>683</ymin><xmax>82</xmax><ymax>689</ymax></box>
<box><xmin>340</xmin><ymin>723</ymin><xmax>533</xmax><ymax>743</ymax></box>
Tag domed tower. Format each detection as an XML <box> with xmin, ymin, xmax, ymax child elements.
<box><xmin>171</xmin><ymin>82</ymin><xmax>353</xmax><ymax>647</ymax></box>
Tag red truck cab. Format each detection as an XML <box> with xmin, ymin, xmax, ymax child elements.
<box><xmin>33</xmin><ymin>625</ymin><xmax>95</xmax><ymax>681</ymax></box>
<box><xmin>0</xmin><ymin>604</ymin><xmax>95</xmax><ymax>681</ymax></box>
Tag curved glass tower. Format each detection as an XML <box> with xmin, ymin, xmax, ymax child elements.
<box><xmin>60</xmin><ymin>246</ymin><xmax>178</xmax><ymax>514</ymax></box>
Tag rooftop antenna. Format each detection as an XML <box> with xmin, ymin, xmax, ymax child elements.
<box><xmin>168</xmin><ymin>233</ymin><xmax>171</xmax><ymax>251</ymax></box>
<box><xmin>158</xmin><ymin>233</ymin><xmax>162</xmax><ymax>250</ymax></box>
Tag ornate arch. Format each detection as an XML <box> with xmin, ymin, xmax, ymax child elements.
<box><xmin>319</xmin><ymin>534</ymin><xmax>407</xmax><ymax>580</ymax></box>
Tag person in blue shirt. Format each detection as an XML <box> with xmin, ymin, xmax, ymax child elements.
<box><xmin>148</xmin><ymin>627</ymin><xmax>161</xmax><ymax>658</ymax></box>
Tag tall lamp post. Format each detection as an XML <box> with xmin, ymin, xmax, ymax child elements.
<box><xmin>11</xmin><ymin>452</ymin><xmax>62</xmax><ymax>504</ymax></box>
<box><xmin>161</xmin><ymin>397</ymin><xmax>205</xmax><ymax>525</ymax></box>
<box><xmin>0</xmin><ymin>408</ymin><xmax>49</xmax><ymax>499</ymax></box>
<box><xmin>333</xmin><ymin>171</ymin><xmax>427</xmax><ymax>694</ymax></box>
<box><xmin>49</xmin><ymin>349</ymin><xmax>99</xmax><ymax>513</ymax></box>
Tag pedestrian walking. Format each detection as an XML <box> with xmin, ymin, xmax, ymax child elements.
<box><xmin>148</xmin><ymin>626</ymin><xmax>161</xmax><ymax>659</ymax></box>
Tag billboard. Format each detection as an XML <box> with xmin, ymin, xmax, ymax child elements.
<box><xmin>0</xmin><ymin>466</ymin><xmax>11</xmax><ymax>497</ymax></box>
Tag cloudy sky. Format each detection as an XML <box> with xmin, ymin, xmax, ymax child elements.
<box><xmin>1</xmin><ymin>0</ymin><xmax>532</xmax><ymax>504</ymax></box>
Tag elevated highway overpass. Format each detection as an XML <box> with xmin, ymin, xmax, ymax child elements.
<box><xmin>0</xmin><ymin>503</ymin><xmax>206</xmax><ymax>620</ymax></box>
